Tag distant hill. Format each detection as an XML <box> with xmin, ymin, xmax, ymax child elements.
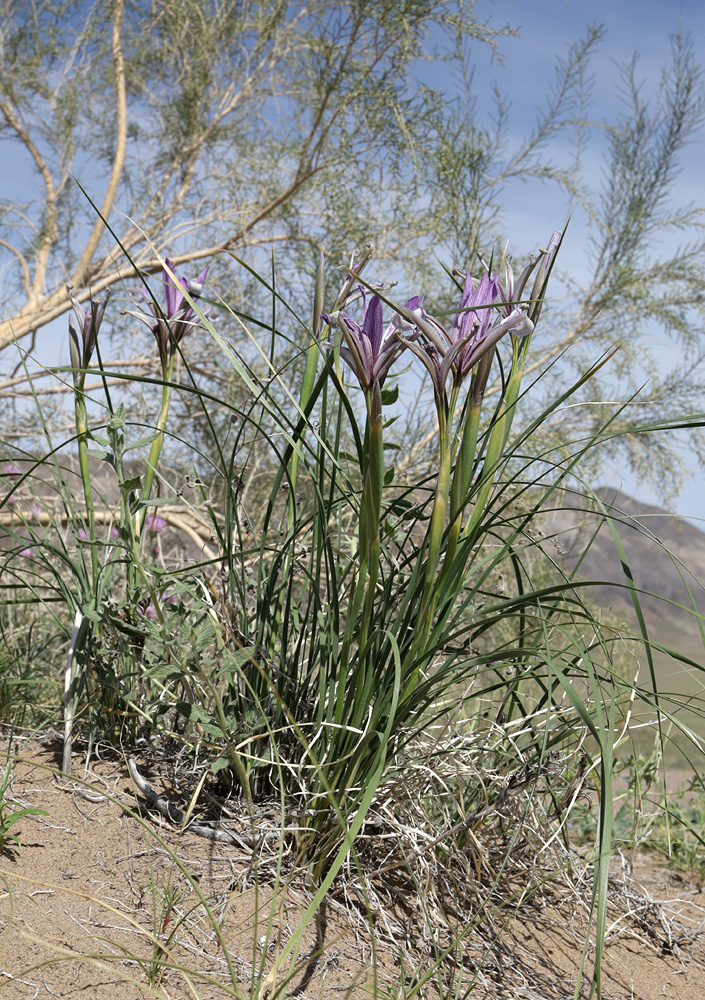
<box><xmin>542</xmin><ymin>488</ymin><xmax>705</xmax><ymax>633</ymax></box>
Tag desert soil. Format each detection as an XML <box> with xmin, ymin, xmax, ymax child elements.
<box><xmin>0</xmin><ymin>738</ymin><xmax>703</xmax><ymax>1000</ymax></box>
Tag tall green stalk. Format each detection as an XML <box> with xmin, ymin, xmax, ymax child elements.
<box><xmin>67</xmin><ymin>288</ymin><xmax>110</xmax><ymax>589</ymax></box>
<box><xmin>73</xmin><ymin>382</ymin><xmax>98</xmax><ymax>587</ymax></box>
<box><xmin>336</xmin><ymin>382</ymin><xmax>385</xmax><ymax>725</ymax></box>
<box><xmin>268</xmin><ymin>256</ymin><xmax>325</xmax><ymax>660</ymax></box>
<box><xmin>461</xmin><ymin>337</ymin><xmax>524</xmax><ymax>546</ymax></box>
<box><xmin>288</xmin><ymin>253</ymin><xmax>325</xmax><ymax>510</ymax></box>
<box><xmin>439</xmin><ymin>352</ymin><xmax>493</xmax><ymax>590</ymax></box>
<box><xmin>136</xmin><ymin>352</ymin><xmax>174</xmax><ymax>539</ymax></box>
<box><xmin>413</xmin><ymin>394</ymin><xmax>453</xmax><ymax>654</ymax></box>
<box><xmin>354</xmin><ymin>382</ymin><xmax>384</xmax><ymax>690</ymax></box>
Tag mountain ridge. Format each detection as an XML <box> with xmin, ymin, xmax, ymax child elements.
<box><xmin>542</xmin><ymin>487</ymin><xmax>705</xmax><ymax>633</ymax></box>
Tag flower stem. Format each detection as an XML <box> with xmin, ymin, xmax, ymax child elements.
<box><xmin>356</xmin><ymin>384</ymin><xmax>384</xmax><ymax>663</ymax></box>
<box><xmin>409</xmin><ymin>386</ymin><xmax>458</xmax><ymax>667</ymax></box>
<box><xmin>462</xmin><ymin>339</ymin><xmax>524</xmax><ymax>546</ymax></box>
<box><xmin>135</xmin><ymin>352</ymin><xmax>173</xmax><ymax>542</ymax></box>
<box><xmin>440</xmin><ymin>353</ymin><xmax>493</xmax><ymax>590</ymax></box>
<box><xmin>336</xmin><ymin>383</ymin><xmax>384</xmax><ymax>725</ymax></box>
<box><xmin>74</xmin><ymin>376</ymin><xmax>98</xmax><ymax>587</ymax></box>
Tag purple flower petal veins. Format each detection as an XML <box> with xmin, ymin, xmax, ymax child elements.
<box><xmin>125</xmin><ymin>257</ymin><xmax>213</xmax><ymax>362</ymax></box>
<box><xmin>405</xmin><ymin>256</ymin><xmax>540</xmax><ymax>395</ymax></box>
<box><xmin>161</xmin><ymin>258</ymin><xmax>210</xmax><ymax>324</ymax></box>
<box><xmin>452</xmin><ymin>273</ymin><xmax>500</xmax><ymax>343</ymax></box>
<box><xmin>153</xmin><ymin>258</ymin><xmax>212</xmax><ymax>357</ymax></box>
<box><xmin>320</xmin><ymin>231</ymin><xmax>558</xmax><ymax>398</ymax></box>
<box><xmin>323</xmin><ymin>289</ymin><xmax>425</xmax><ymax>390</ymax></box>
<box><xmin>448</xmin><ymin>271</ymin><xmax>534</xmax><ymax>380</ymax></box>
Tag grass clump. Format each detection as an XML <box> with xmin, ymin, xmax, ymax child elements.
<box><xmin>1</xmin><ymin>230</ymin><xmax>704</xmax><ymax>998</ymax></box>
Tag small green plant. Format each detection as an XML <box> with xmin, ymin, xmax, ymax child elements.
<box><xmin>645</xmin><ymin>774</ymin><xmax>705</xmax><ymax>885</ymax></box>
<box><xmin>0</xmin><ymin>757</ymin><xmax>47</xmax><ymax>854</ymax></box>
<box><xmin>140</xmin><ymin>879</ymin><xmax>188</xmax><ymax>988</ymax></box>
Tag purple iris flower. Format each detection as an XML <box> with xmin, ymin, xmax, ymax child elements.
<box><xmin>451</xmin><ymin>273</ymin><xmax>502</xmax><ymax>375</ymax></box>
<box><xmin>67</xmin><ymin>285</ymin><xmax>110</xmax><ymax>380</ymax></box>
<box><xmin>447</xmin><ymin>272</ymin><xmax>532</xmax><ymax>379</ymax></box>
<box><xmin>324</xmin><ymin>290</ymin><xmax>425</xmax><ymax>390</ymax></box>
<box><xmin>407</xmin><ymin>271</ymin><xmax>533</xmax><ymax>395</ymax></box>
<box><xmin>151</xmin><ymin>259</ymin><xmax>211</xmax><ymax>362</ymax></box>
<box><xmin>125</xmin><ymin>258</ymin><xmax>213</xmax><ymax>363</ymax></box>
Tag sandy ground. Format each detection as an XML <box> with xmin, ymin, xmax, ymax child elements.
<box><xmin>0</xmin><ymin>739</ymin><xmax>703</xmax><ymax>1000</ymax></box>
